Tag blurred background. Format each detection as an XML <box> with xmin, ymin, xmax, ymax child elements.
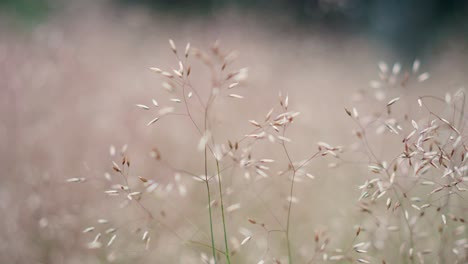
<box><xmin>1</xmin><ymin>0</ymin><xmax>467</xmax><ymax>263</ymax></box>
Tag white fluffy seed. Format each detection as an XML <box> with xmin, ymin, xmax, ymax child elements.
<box><xmin>418</xmin><ymin>72</ymin><xmax>430</xmax><ymax>82</ymax></box>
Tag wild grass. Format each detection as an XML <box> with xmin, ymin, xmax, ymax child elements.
<box><xmin>69</xmin><ymin>41</ymin><xmax>466</xmax><ymax>264</ymax></box>
<box><xmin>1</xmin><ymin>6</ymin><xmax>467</xmax><ymax>263</ymax></box>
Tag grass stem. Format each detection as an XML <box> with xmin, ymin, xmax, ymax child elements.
<box><xmin>216</xmin><ymin>160</ymin><xmax>231</xmax><ymax>264</ymax></box>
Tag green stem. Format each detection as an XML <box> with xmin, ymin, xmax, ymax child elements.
<box><xmin>205</xmin><ymin>147</ymin><xmax>217</xmax><ymax>264</ymax></box>
<box><xmin>282</xmin><ymin>130</ymin><xmax>295</xmax><ymax>264</ymax></box>
<box><xmin>285</xmin><ymin>171</ymin><xmax>295</xmax><ymax>264</ymax></box>
<box><xmin>216</xmin><ymin>160</ymin><xmax>231</xmax><ymax>264</ymax></box>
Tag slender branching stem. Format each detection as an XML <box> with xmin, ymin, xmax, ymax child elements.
<box><xmin>203</xmin><ymin>91</ymin><xmax>218</xmax><ymax>263</ymax></box>
<box><xmin>216</xmin><ymin>160</ymin><xmax>231</xmax><ymax>264</ymax></box>
<box><xmin>205</xmin><ymin>146</ymin><xmax>217</xmax><ymax>263</ymax></box>
<box><xmin>281</xmin><ymin>127</ymin><xmax>295</xmax><ymax>264</ymax></box>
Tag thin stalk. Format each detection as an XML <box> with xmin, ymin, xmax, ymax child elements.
<box><xmin>216</xmin><ymin>160</ymin><xmax>231</xmax><ymax>264</ymax></box>
<box><xmin>282</xmin><ymin>127</ymin><xmax>295</xmax><ymax>264</ymax></box>
<box><xmin>285</xmin><ymin>170</ymin><xmax>295</xmax><ymax>264</ymax></box>
<box><xmin>202</xmin><ymin>91</ymin><xmax>218</xmax><ymax>263</ymax></box>
<box><xmin>205</xmin><ymin>147</ymin><xmax>217</xmax><ymax>263</ymax></box>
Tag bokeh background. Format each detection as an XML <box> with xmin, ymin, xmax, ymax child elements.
<box><xmin>1</xmin><ymin>0</ymin><xmax>467</xmax><ymax>263</ymax></box>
